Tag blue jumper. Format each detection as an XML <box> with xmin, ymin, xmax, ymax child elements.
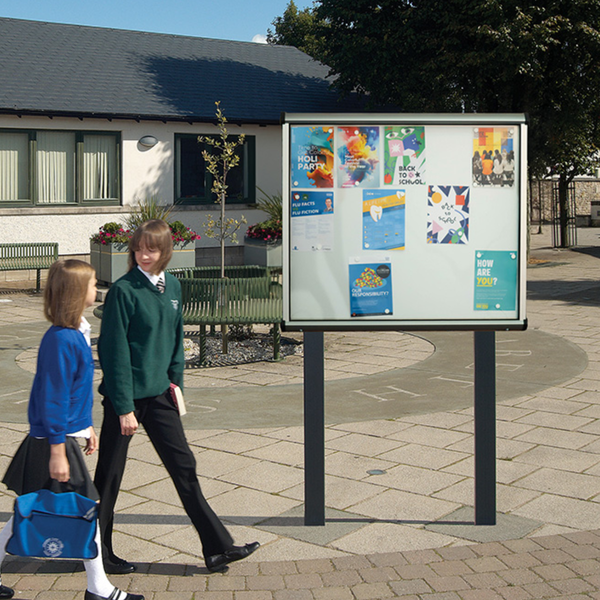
<box><xmin>28</xmin><ymin>326</ymin><xmax>94</xmax><ymax>445</ymax></box>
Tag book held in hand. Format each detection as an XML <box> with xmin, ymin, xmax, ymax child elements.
<box><xmin>169</xmin><ymin>383</ymin><xmax>187</xmax><ymax>416</ymax></box>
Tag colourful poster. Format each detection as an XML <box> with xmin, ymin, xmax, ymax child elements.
<box><xmin>349</xmin><ymin>262</ymin><xmax>393</xmax><ymax>317</ymax></box>
<box><xmin>472</xmin><ymin>127</ymin><xmax>515</xmax><ymax>187</ymax></box>
<box><xmin>337</xmin><ymin>126</ymin><xmax>380</xmax><ymax>188</ymax></box>
<box><xmin>427</xmin><ymin>185</ymin><xmax>469</xmax><ymax>244</ymax></box>
<box><xmin>474</xmin><ymin>250</ymin><xmax>518</xmax><ymax>311</ymax></box>
<box><xmin>291</xmin><ymin>191</ymin><xmax>334</xmax><ymax>252</ymax></box>
<box><xmin>291</xmin><ymin>126</ymin><xmax>334</xmax><ymax>188</ymax></box>
<box><xmin>384</xmin><ymin>126</ymin><xmax>425</xmax><ymax>186</ymax></box>
<box><xmin>362</xmin><ymin>190</ymin><xmax>406</xmax><ymax>250</ymax></box>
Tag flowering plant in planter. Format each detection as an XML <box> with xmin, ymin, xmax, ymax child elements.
<box><xmin>245</xmin><ymin>188</ymin><xmax>282</xmax><ymax>244</ymax></box>
<box><xmin>90</xmin><ymin>220</ymin><xmax>200</xmax><ymax>245</ymax></box>
<box><xmin>245</xmin><ymin>218</ymin><xmax>282</xmax><ymax>243</ymax></box>
<box><xmin>169</xmin><ymin>220</ymin><xmax>202</xmax><ymax>243</ymax></box>
<box><xmin>90</xmin><ymin>222</ymin><xmax>132</xmax><ymax>245</ymax></box>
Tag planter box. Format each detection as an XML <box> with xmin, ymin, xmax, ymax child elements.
<box><xmin>91</xmin><ymin>241</ymin><xmax>196</xmax><ymax>285</ymax></box>
<box><xmin>170</xmin><ymin>241</ymin><xmax>196</xmax><ymax>269</ymax></box>
<box><xmin>243</xmin><ymin>237</ymin><xmax>282</xmax><ymax>268</ymax></box>
<box><xmin>90</xmin><ymin>242</ymin><xmax>129</xmax><ymax>285</ymax></box>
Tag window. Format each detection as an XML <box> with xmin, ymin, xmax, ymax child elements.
<box><xmin>175</xmin><ymin>134</ymin><xmax>255</xmax><ymax>205</ymax></box>
<box><xmin>0</xmin><ymin>129</ymin><xmax>120</xmax><ymax>206</ymax></box>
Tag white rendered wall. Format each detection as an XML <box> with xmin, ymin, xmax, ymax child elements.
<box><xmin>0</xmin><ymin>115</ymin><xmax>282</xmax><ymax>255</ymax></box>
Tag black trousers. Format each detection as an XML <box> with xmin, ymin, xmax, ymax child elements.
<box><xmin>93</xmin><ymin>391</ymin><xmax>234</xmax><ymax>559</ymax></box>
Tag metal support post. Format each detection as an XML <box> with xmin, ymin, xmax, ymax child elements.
<box><xmin>474</xmin><ymin>330</ymin><xmax>496</xmax><ymax>525</ymax></box>
<box><xmin>303</xmin><ymin>330</ymin><xmax>325</xmax><ymax>526</ymax></box>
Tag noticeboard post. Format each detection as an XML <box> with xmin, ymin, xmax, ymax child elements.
<box><xmin>282</xmin><ymin>113</ymin><xmax>527</xmax><ymax>526</ymax></box>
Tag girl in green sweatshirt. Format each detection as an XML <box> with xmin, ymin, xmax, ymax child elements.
<box><xmin>94</xmin><ymin>219</ymin><xmax>258</xmax><ymax>575</ymax></box>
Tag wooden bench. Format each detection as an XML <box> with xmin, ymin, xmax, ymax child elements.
<box><xmin>180</xmin><ymin>277</ymin><xmax>283</xmax><ymax>365</ymax></box>
<box><xmin>0</xmin><ymin>242</ymin><xmax>59</xmax><ymax>291</ymax></box>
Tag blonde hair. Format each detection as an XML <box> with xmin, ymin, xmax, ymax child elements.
<box><xmin>44</xmin><ymin>260</ymin><xmax>96</xmax><ymax>329</ymax></box>
<box><xmin>128</xmin><ymin>219</ymin><xmax>173</xmax><ymax>274</ymax></box>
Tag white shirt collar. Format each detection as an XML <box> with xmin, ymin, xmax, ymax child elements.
<box><xmin>79</xmin><ymin>316</ymin><xmax>91</xmax><ymax>347</ymax></box>
<box><xmin>137</xmin><ymin>265</ymin><xmax>164</xmax><ymax>287</ymax></box>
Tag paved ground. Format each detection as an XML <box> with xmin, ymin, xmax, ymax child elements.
<box><xmin>1</xmin><ymin>227</ymin><xmax>600</xmax><ymax>598</ymax></box>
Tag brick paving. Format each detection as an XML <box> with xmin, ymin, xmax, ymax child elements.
<box><xmin>1</xmin><ymin>227</ymin><xmax>600</xmax><ymax>598</ymax></box>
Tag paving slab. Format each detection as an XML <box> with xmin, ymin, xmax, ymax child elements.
<box><xmin>1</xmin><ymin>228</ymin><xmax>600</xmax><ymax>596</ymax></box>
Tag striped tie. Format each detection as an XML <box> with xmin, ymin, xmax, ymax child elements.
<box><xmin>156</xmin><ymin>277</ymin><xmax>165</xmax><ymax>293</ymax></box>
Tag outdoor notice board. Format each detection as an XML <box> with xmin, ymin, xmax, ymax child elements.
<box><xmin>282</xmin><ymin>113</ymin><xmax>528</xmax><ymax>331</ymax></box>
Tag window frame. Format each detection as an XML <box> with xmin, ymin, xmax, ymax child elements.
<box><xmin>0</xmin><ymin>128</ymin><xmax>121</xmax><ymax>207</ymax></box>
<box><xmin>174</xmin><ymin>133</ymin><xmax>256</xmax><ymax>206</ymax></box>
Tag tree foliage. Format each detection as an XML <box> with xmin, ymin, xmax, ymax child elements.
<box><xmin>267</xmin><ymin>0</ymin><xmax>327</xmax><ymax>62</ymax></box>
<box><xmin>271</xmin><ymin>0</ymin><xmax>600</xmax><ymax>245</ymax></box>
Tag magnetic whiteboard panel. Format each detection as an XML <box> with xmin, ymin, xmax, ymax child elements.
<box><xmin>282</xmin><ymin>114</ymin><xmax>527</xmax><ymax>331</ymax></box>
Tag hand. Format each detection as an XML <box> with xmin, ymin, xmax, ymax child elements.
<box><xmin>84</xmin><ymin>427</ymin><xmax>98</xmax><ymax>455</ymax></box>
<box><xmin>49</xmin><ymin>443</ymin><xmax>70</xmax><ymax>482</ymax></box>
<box><xmin>119</xmin><ymin>412</ymin><xmax>139</xmax><ymax>436</ymax></box>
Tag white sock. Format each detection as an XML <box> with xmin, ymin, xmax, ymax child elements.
<box><xmin>83</xmin><ymin>525</ymin><xmax>122</xmax><ymax>598</ymax></box>
<box><xmin>0</xmin><ymin>517</ymin><xmax>14</xmax><ymax>587</ymax></box>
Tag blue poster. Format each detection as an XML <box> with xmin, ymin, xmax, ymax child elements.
<box><xmin>363</xmin><ymin>190</ymin><xmax>405</xmax><ymax>250</ymax></box>
<box><xmin>291</xmin><ymin>191</ymin><xmax>334</xmax><ymax>252</ymax></box>
<box><xmin>349</xmin><ymin>262</ymin><xmax>393</xmax><ymax>317</ymax></box>
<box><xmin>474</xmin><ymin>250</ymin><xmax>518</xmax><ymax>311</ymax></box>
<box><xmin>291</xmin><ymin>191</ymin><xmax>334</xmax><ymax>217</ymax></box>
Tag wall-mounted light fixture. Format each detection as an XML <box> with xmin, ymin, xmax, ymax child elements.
<box><xmin>138</xmin><ymin>135</ymin><xmax>158</xmax><ymax>148</ymax></box>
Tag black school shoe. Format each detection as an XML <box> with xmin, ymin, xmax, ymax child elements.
<box><xmin>103</xmin><ymin>555</ymin><xmax>137</xmax><ymax>574</ymax></box>
<box><xmin>84</xmin><ymin>589</ymin><xmax>144</xmax><ymax>600</ymax></box>
<box><xmin>0</xmin><ymin>584</ymin><xmax>14</xmax><ymax>599</ymax></box>
<box><xmin>205</xmin><ymin>541</ymin><xmax>260</xmax><ymax>573</ymax></box>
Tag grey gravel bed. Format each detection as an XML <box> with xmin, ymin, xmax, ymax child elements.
<box><xmin>184</xmin><ymin>331</ymin><xmax>302</xmax><ymax>368</ymax></box>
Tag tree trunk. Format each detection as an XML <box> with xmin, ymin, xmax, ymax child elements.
<box><xmin>558</xmin><ymin>173</ymin><xmax>570</xmax><ymax>248</ymax></box>
<box><xmin>219</xmin><ymin>189</ymin><xmax>228</xmax><ymax>353</ymax></box>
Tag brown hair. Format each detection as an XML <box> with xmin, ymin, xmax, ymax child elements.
<box><xmin>128</xmin><ymin>219</ymin><xmax>173</xmax><ymax>274</ymax></box>
<box><xmin>44</xmin><ymin>260</ymin><xmax>96</xmax><ymax>329</ymax></box>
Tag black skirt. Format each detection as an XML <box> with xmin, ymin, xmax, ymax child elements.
<box><xmin>2</xmin><ymin>436</ymin><xmax>99</xmax><ymax>501</ymax></box>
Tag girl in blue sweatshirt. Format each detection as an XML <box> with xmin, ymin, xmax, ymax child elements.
<box><xmin>0</xmin><ymin>260</ymin><xmax>143</xmax><ymax>600</ymax></box>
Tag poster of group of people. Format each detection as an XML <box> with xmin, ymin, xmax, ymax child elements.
<box><xmin>284</xmin><ymin>115</ymin><xmax>526</xmax><ymax>328</ymax></box>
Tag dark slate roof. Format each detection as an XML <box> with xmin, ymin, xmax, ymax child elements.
<box><xmin>0</xmin><ymin>17</ymin><xmax>368</xmax><ymax>124</ymax></box>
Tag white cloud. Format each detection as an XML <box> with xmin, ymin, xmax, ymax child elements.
<box><xmin>252</xmin><ymin>34</ymin><xmax>268</xmax><ymax>44</ymax></box>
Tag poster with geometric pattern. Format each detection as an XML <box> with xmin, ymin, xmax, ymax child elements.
<box><xmin>427</xmin><ymin>185</ymin><xmax>470</xmax><ymax>244</ymax></box>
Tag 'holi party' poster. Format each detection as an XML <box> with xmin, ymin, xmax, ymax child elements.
<box><xmin>349</xmin><ymin>261</ymin><xmax>393</xmax><ymax>317</ymax></box>
<box><xmin>291</xmin><ymin>126</ymin><xmax>334</xmax><ymax>188</ymax></box>
<box><xmin>427</xmin><ymin>185</ymin><xmax>470</xmax><ymax>244</ymax></box>
<box><xmin>384</xmin><ymin>126</ymin><xmax>426</xmax><ymax>186</ymax></box>
<box><xmin>337</xmin><ymin>127</ymin><xmax>380</xmax><ymax>188</ymax></box>
<box><xmin>362</xmin><ymin>190</ymin><xmax>406</xmax><ymax>251</ymax></box>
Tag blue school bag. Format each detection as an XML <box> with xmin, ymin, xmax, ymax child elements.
<box><xmin>7</xmin><ymin>490</ymin><xmax>98</xmax><ymax>559</ymax></box>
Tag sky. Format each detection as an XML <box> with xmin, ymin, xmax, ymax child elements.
<box><xmin>0</xmin><ymin>0</ymin><xmax>312</xmax><ymax>44</ymax></box>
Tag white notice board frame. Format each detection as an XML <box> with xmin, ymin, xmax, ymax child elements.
<box><xmin>282</xmin><ymin>113</ymin><xmax>528</xmax><ymax>331</ymax></box>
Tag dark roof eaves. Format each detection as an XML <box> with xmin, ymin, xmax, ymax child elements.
<box><xmin>0</xmin><ymin>108</ymin><xmax>282</xmax><ymax>126</ymax></box>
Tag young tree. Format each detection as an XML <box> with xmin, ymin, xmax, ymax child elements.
<box><xmin>199</xmin><ymin>102</ymin><xmax>247</xmax><ymax>355</ymax></box>
<box><xmin>199</xmin><ymin>101</ymin><xmax>247</xmax><ymax>277</ymax></box>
